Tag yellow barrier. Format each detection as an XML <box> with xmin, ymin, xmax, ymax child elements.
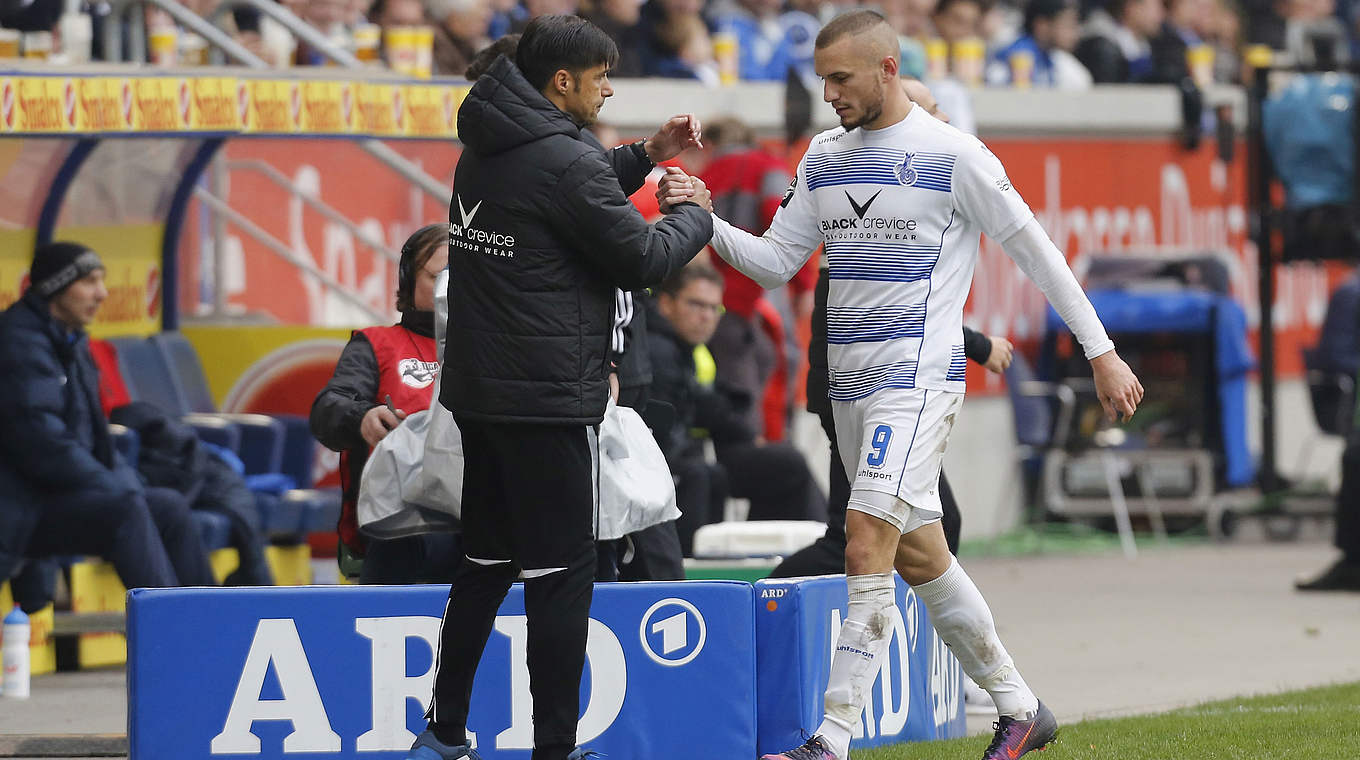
<box><xmin>0</xmin><ymin>72</ymin><xmax>470</xmax><ymax>139</ymax></box>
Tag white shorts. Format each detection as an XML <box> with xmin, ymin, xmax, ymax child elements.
<box><xmin>832</xmin><ymin>387</ymin><xmax>963</xmax><ymax>533</ymax></box>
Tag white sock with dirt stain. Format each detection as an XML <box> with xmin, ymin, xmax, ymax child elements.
<box><xmin>912</xmin><ymin>557</ymin><xmax>1038</xmax><ymax>719</ymax></box>
<box><xmin>815</xmin><ymin>571</ymin><xmax>895</xmax><ymax>759</ymax></box>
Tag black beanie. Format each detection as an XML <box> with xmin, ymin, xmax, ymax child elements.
<box><xmin>30</xmin><ymin>241</ymin><xmax>104</xmax><ymax>299</ymax></box>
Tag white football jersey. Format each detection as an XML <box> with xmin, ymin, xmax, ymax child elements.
<box><xmin>742</xmin><ymin>106</ymin><xmax>1034</xmax><ymax>399</ymax></box>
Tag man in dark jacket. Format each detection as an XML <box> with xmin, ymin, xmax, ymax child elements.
<box><xmin>646</xmin><ymin>265</ymin><xmax>826</xmax><ymax>556</ymax></box>
<box><xmin>0</xmin><ymin>242</ymin><xmax>213</xmax><ymax>591</ymax></box>
<box><xmin>413</xmin><ymin>15</ymin><xmax>713</xmax><ymax>760</ymax></box>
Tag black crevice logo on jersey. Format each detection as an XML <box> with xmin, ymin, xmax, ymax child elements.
<box><xmin>845</xmin><ymin>190</ymin><xmax>882</xmax><ymax>220</ymax></box>
<box><xmin>780</xmin><ymin>177</ymin><xmax>798</xmax><ymax>208</ymax></box>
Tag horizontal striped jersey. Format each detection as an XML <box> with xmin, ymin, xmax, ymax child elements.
<box><xmin>757</xmin><ymin>106</ymin><xmax>1034</xmax><ymax>399</ymax></box>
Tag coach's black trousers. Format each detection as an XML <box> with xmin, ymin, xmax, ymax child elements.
<box><xmin>427</xmin><ymin>419</ymin><xmax>596</xmax><ymax>760</ymax></box>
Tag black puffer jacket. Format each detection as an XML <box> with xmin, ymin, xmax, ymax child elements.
<box><xmin>443</xmin><ymin>55</ymin><xmax>713</xmax><ymax>425</ymax></box>
<box><xmin>0</xmin><ymin>291</ymin><xmax>140</xmax><ymax>578</ymax></box>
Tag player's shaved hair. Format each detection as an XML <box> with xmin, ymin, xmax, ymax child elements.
<box><xmin>815</xmin><ymin>10</ymin><xmax>898</xmax><ymax>65</ymax></box>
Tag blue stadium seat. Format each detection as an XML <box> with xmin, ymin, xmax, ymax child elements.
<box><xmin>191</xmin><ymin>510</ymin><xmax>234</xmax><ymax>552</ymax></box>
<box><xmin>277</xmin><ymin>414</ymin><xmax>317</xmax><ymax>489</ymax></box>
<box><xmin>231</xmin><ymin>414</ymin><xmax>286</xmax><ymax>475</ymax></box>
<box><xmin>182</xmin><ymin>414</ymin><xmax>242</xmax><ymax>454</ymax></box>
<box><xmin>150</xmin><ymin>332</ymin><xmax>217</xmax><ymax>414</ymax></box>
<box><xmin>108</xmin><ymin>336</ymin><xmax>189</xmax><ymax>416</ymax></box>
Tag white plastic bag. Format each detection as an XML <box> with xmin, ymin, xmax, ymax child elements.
<box><xmin>418</xmin><ymin>374</ymin><xmax>464</xmax><ymax>518</ymax></box>
<box><xmin>357</xmin><ymin>408</ymin><xmax>459</xmax><ymax>539</ymax></box>
<box><xmin>595</xmin><ymin>398</ymin><xmax>679</xmax><ymax>541</ymax></box>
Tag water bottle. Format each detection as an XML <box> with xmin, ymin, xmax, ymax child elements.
<box><xmin>2</xmin><ymin>604</ymin><xmax>30</xmax><ymax>699</ymax></box>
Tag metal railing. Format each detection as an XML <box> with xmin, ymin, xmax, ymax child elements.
<box><xmin>105</xmin><ymin>0</ymin><xmax>267</xmax><ymax>66</ymax></box>
<box><xmin>205</xmin><ymin>0</ymin><xmax>361</xmax><ymax>68</ymax></box>
<box><xmin>195</xmin><ymin>187</ymin><xmax>387</xmax><ymax>323</ymax></box>
<box><xmin>224</xmin><ymin>159</ymin><xmax>398</xmax><ymax>262</ymax></box>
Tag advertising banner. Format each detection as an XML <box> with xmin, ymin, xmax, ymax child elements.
<box><xmin>128</xmin><ymin>582</ymin><xmax>758</xmax><ymax>760</ymax></box>
<box><xmin>754</xmin><ymin>575</ymin><xmax>966</xmax><ymax>756</ymax></box>
<box><xmin>0</xmin><ymin>72</ymin><xmax>468</xmax><ymax>139</ymax></box>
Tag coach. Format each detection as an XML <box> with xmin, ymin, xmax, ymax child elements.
<box><xmin>409</xmin><ymin>17</ymin><xmax>715</xmax><ymax>760</ymax></box>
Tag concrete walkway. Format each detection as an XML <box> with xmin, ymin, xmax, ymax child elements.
<box><xmin>2</xmin><ymin>539</ymin><xmax>1357</xmax><ymax>756</ymax></box>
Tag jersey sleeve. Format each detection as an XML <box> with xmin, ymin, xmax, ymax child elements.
<box><xmin>950</xmin><ymin>138</ymin><xmax>1034</xmax><ymax>242</ymax></box>
<box><xmin>709</xmin><ymin>153</ymin><xmax>823</xmax><ymax>289</ymax></box>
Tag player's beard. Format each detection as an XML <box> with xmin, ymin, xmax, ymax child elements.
<box><xmin>841</xmin><ymin>86</ymin><xmax>885</xmax><ymax>131</ymax></box>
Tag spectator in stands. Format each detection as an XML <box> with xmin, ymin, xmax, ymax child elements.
<box><xmin>310</xmin><ymin>224</ymin><xmax>460</xmax><ymax>584</ymax></box>
<box><xmin>510</xmin><ymin>0</ymin><xmax>579</xmax><ymax>30</ymax></box>
<box><xmin>637</xmin><ymin>0</ymin><xmax>706</xmax><ymax>76</ymax></box>
<box><xmin>486</xmin><ymin>0</ymin><xmax>527</xmax><ymax>36</ymax></box>
<box><xmin>932</xmin><ymin>0</ymin><xmax>986</xmax><ymax>47</ymax></box>
<box><xmin>371</xmin><ymin>0</ymin><xmax>427</xmax><ymax>27</ymax></box>
<box><xmin>0</xmin><ymin>242</ymin><xmax>215</xmax><ymax>593</ymax></box>
<box><xmin>1076</xmin><ymin>0</ymin><xmax>1162</xmax><ymax>82</ymax></box>
<box><xmin>463</xmin><ymin>30</ymin><xmax>518</xmax><ymax>76</ymax></box>
<box><xmin>1206</xmin><ymin>0</ymin><xmax>1243</xmax><ymax>83</ymax></box>
<box><xmin>698</xmin><ymin>116</ymin><xmax>815</xmax><ymax>441</ymax></box>
<box><xmin>709</xmin><ymin>0</ymin><xmax>820</xmax><ymax>81</ymax></box>
<box><xmin>651</xmin><ymin>12</ymin><xmax>721</xmax><ymax>82</ymax></box>
<box><xmin>986</xmin><ymin>0</ymin><xmax>1093</xmax><ymax>87</ymax></box>
<box><xmin>295</xmin><ymin>0</ymin><xmax>352</xmax><ymax>63</ymax></box>
<box><xmin>581</xmin><ymin>0</ymin><xmax>645</xmax><ymax>75</ymax></box>
<box><xmin>647</xmin><ymin>265</ymin><xmax>826</xmax><ymax>556</ymax></box>
<box><xmin>429</xmin><ymin>0</ymin><xmax>493</xmax><ymax>75</ymax></box>
<box><xmin>1149</xmin><ymin>0</ymin><xmax>1213</xmax><ymax>83</ymax></box>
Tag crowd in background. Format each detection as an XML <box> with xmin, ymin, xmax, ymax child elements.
<box><xmin>0</xmin><ymin>0</ymin><xmax>1355</xmax><ymax>85</ymax></box>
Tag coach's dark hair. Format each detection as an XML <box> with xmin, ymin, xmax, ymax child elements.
<box><xmin>815</xmin><ymin>9</ymin><xmax>889</xmax><ymax>49</ymax></box>
<box><xmin>516</xmin><ymin>15</ymin><xmax>619</xmax><ymax>91</ymax></box>
<box><xmin>658</xmin><ymin>264</ymin><xmax>724</xmax><ymax>298</ymax></box>
<box><xmin>466</xmin><ymin>33</ymin><xmax>520</xmax><ymax>81</ymax></box>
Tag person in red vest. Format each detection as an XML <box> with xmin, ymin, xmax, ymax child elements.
<box><xmin>700</xmin><ymin>116</ymin><xmax>819</xmax><ymax>441</ymax></box>
<box><xmin>310</xmin><ymin>224</ymin><xmax>459</xmax><ymax>584</ymax></box>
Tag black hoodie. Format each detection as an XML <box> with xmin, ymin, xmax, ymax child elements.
<box><xmin>443</xmin><ymin>55</ymin><xmax>713</xmax><ymax>425</ymax></box>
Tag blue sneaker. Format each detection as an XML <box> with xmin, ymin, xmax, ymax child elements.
<box><xmin>406</xmin><ymin>730</ymin><xmax>480</xmax><ymax>760</ymax></box>
<box><xmin>565</xmin><ymin>749</ymin><xmax>602</xmax><ymax>760</ymax></box>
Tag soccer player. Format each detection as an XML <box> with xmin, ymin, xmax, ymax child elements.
<box><xmin>657</xmin><ymin>10</ymin><xmax>1143</xmax><ymax>760</ymax></box>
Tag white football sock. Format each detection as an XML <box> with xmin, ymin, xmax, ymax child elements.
<box><xmin>912</xmin><ymin>557</ymin><xmax>1038</xmax><ymax>719</ymax></box>
<box><xmin>816</xmin><ymin>571</ymin><xmax>895</xmax><ymax>759</ymax></box>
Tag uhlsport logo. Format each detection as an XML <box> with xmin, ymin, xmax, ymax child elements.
<box><xmin>341</xmin><ymin>85</ymin><xmax>353</xmax><ymax>125</ymax></box>
<box><xmin>639</xmin><ymin>598</ymin><xmax>706</xmax><ymax>666</ymax></box>
<box><xmin>397</xmin><ymin>358</ymin><xmax>439</xmax><ymax>389</ymax></box>
<box><xmin>442</xmin><ymin>90</ymin><xmax>456</xmax><ymax>129</ymax></box>
<box><xmin>392</xmin><ymin>88</ymin><xmax>404</xmax><ymax>129</ymax></box>
<box><xmin>895</xmin><ymin>153</ymin><xmax>917</xmax><ymax>186</ymax></box>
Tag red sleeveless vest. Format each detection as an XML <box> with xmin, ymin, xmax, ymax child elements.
<box><xmin>337</xmin><ymin>325</ymin><xmax>440</xmax><ymax>556</ymax></box>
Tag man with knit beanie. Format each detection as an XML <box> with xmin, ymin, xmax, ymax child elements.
<box><xmin>0</xmin><ymin>241</ymin><xmax>215</xmax><ymax>592</ymax></box>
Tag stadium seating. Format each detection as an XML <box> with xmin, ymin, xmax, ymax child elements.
<box><xmin>107</xmin><ymin>333</ymin><xmax>339</xmax><ymax>549</ymax></box>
